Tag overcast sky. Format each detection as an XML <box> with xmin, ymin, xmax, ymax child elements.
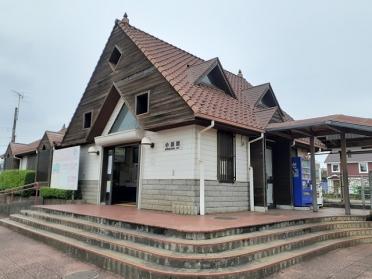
<box><xmin>0</xmin><ymin>0</ymin><xmax>371</xmax><ymax>157</ymax></box>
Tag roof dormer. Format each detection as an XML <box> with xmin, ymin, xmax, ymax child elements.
<box><xmin>187</xmin><ymin>58</ymin><xmax>235</xmax><ymax>97</ymax></box>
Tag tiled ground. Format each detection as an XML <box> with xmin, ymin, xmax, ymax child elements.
<box><xmin>0</xmin><ymin>226</ymin><xmax>120</xmax><ymax>279</ymax></box>
<box><xmin>268</xmin><ymin>243</ymin><xmax>372</xmax><ymax>279</ymax></box>
<box><xmin>37</xmin><ymin>204</ymin><xmax>370</xmax><ymax>233</ymax></box>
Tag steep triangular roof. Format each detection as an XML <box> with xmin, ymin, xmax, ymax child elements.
<box><xmin>242</xmin><ymin>83</ymin><xmax>271</xmax><ymax>107</ymax></box>
<box><xmin>45</xmin><ymin>130</ymin><xmax>65</xmax><ymax>147</ymax></box>
<box><xmin>117</xmin><ymin>20</ymin><xmax>262</xmax><ymax>132</ymax></box>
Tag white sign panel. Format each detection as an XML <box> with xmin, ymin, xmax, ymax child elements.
<box><xmin>51</xmin><ymin>146</ymin><xmax>80</xmax><ymax>190</ymax></box>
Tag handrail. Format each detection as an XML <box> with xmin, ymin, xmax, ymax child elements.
<box><xmin>0</xmin><ymin>182</ymin><xmax>42</xmax><ymax>205</ymax></box>
<box><xmin>0</xmin><ymin>182</ymin><xmax>39</xmax><ymax>195</ymax></box>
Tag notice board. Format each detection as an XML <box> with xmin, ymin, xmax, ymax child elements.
<box><xmin>50</xmin><ymin>146</ymin><xmax>80</xmax><ymax>190</ymax></box>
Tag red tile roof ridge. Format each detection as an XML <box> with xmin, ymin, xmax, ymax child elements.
<box><xmin>118</xmin><ymin>21</ymin><xmax>203</xmax><ymax>63</ymax></box>
<box><xmin>118</xmin><ymin>20</ymin><xmax>262</xmax><ymax>132</ymax></box>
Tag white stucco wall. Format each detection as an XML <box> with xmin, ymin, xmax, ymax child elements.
<box><xmin>196</xmin><ymin>126</ymin><xmax>249</xmax><ymax>182</ymax></box>
<box><xmin>78</xmin><ymin>144</ymin><xmax>102</xmax><ymax>181</ymax></box>
<box><xmin>19</xmin><ymin>157</ymin><xmax>27</xmax><ymax>170</ymax></box>
<box><xmin>143</xmin><ymin>125</ymin><xmax>249</xmax><ymax>182</ymax></box>
<box><xmin>142</xmin><ymin>125</ymin><xmax>197</xmax><ymax>179</ymax></box>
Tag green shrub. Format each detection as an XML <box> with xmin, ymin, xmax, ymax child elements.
<box><xmin>0</xmin><ymin>170</ymin><xmax>35</xmax><ymax>191</ymax></box>
<box><xmin>40</xmin><ymin>188</ymin><xmax>74</xmax><ymax>200</ymax></box>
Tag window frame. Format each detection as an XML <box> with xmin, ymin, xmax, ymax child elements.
<box><xmin>359</xmin><ymin>162</ymin><xmax>369</xmax><ymax>174</ymax></box>
<box><xmin>108</xmin><ymin>45</ymin><xmax>122</xmax><ymax>71</ymax></box>
<box><xmin>331</xmin><ymin>163</ymin><xmax>340</xmax><ymax>173</ymax></box>
<box><xmin>217</xmin><ymin>130</ymin><xmax>236</xmax><ymax>183</ymax></box>
<box><xmin>135</xmin><ymin>91</ymin><xmax>150</xmax><ymax>116</ymax></box>
<box><xmin>83</xmin><ymin>111</ymin><xmax>93</xmax><ymax>129</ymax></box>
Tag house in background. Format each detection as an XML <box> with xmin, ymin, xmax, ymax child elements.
<box><xmin>2</xmin><ymin>142</ymin><xmax>38</xmax><ymax>170</ymax></box>
<box><xmin>35</xmin><ymin>128</ymin><xmax>66</xmax><ymax>186</ymax></box>
<box><xmin>1</xmin><ymin>127</ymin><xmax>66</xmax><ymax>185</ymax></box>
<box><xmin>14</xmin><ymin>139</ymin><xmax>40</xmax><ymax>171</ymax></box>
<box><xmin>60</xmin><ymin>14</ymin><xmax>318</xmax><ymax>214</ymax></box>
<box><xmin>325</xmin><ymin>152</ymin><xmax>372</xmax><ymax>195</ymax></box>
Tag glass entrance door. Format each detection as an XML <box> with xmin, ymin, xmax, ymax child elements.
<box><xmin>101</xmin><ymin>144</ymin><xmax>139</xmax><ymax>205</ymax></box>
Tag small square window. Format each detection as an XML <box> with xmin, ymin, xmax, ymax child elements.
<box><xmin>83</xmin><ymin>112</ymin><xmax>92</xmax><ymax>129</ymax></box>
<box><xmin>359</xmin><ymin>162</ymin><xmax>368</xmax><ymax>173</ymax></box>
<box><xmin>109</xmin><ymin>47</ymin><xmax>122</xmax><ymax>69</ymax></box>
<box><xmin>135</xmin><ymin>91</ymin><xmax>149</xmax><ymax>115</ymax></box>
<box><xmin>331</xmin><ymin>163</ymin><xmax>339</xmax><ymax>173</ymax></box>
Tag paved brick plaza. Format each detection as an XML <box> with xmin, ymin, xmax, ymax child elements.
<box><xmin>0</xmin><ymin>225</ymin><xmax>120</xmax><ymax>279</ymax></box>
<box><xmin>269</xmin><ymin>243</ymin><xmax>372</xmax><ymax>279</ymax></box>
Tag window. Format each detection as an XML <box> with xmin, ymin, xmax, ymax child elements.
<box><xmin>109</xmin><ymin>46</ymin><xmax>122</xmax><ymax>69</ymax></box>
<box><xmin>261</xmin><ymin>91</ymin><xmax>276</xmax><ymax>107</ymax></box>
<box><xmin>217</xmin><ymin>131</ymin><xmax>235</xmax><ymax>183</ymax></box>
<box><xmin>135</xmin><ymin>91</ymin><xmax>149</xmax><ymax>115</ymax></box>
<box><xmin>200</xmin><ymin>66</ymin><xmax>233</xmax><ymax>96</ymax></box>
<box><xmin>83</xmin><ymin>111</ymin><xmax>92</xmax><ymax>129</ymax></box>
<box><xmin>359</xmin><ymin>162</ymin><xmax>368</xmax><ymax>173</ymax></box>
<box><xmin>109</xmin><ymin>104</ymin><xmax>139</xmax><ymax>133</ymax></box>
<box><xmin>331</xmin><ymin>163</ymin><xmax>340</xmax><ymax>173</ymax></box>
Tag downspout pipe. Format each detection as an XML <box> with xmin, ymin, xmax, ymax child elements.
<box><xmin>198</xmin><ymin>120</ymin><xmax>215</xmax><ymax>215</ymax></box>
<box><xmin>247</xmin><ymin>133</ymin><xmax>264</xmax><ymax>212</ymax></box>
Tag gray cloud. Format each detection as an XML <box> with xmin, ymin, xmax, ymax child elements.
<box><xmin>1</xmin><ymin>0</ymin><xmax>371</xmax><ymax>157</ymax></box>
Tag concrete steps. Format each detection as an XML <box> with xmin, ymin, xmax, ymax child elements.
<box><xmin>0</xmin><ymin>208</ymin><xmax>371</xmax><ymax>278</ymax></box>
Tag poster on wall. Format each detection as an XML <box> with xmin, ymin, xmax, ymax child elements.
<box><xmin>50</xmin><ymin>146</ymin><xmax>80</xmax><ymax>190</ymax></box>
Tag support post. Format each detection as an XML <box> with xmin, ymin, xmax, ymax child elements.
<box><xmin>310</xmin><ymin>136</ymin><xmax>318</xmax><ymax>212</ymax></box>
<box><xmin>361</xmin><ymin>177</ymin><xmax>365</xmax><ymax>209</ymax></box>
<box><xmin>340</xmin><ymin>133</ymin><xmax>351</xmax><ymax>215</ymax></box>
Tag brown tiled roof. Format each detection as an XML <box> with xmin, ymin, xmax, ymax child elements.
<box><xmin>45</xmin><ymin>130</ymin><xmax>66</xmax><ymax>147</ymax></box>
<box><xmin>9</xmin><ymin>143</ymin><xmax>28</xmax><ymax>155</ymax></box>
<box><xmin>13</xmin><ymin>139</ymin><xmax>41</xmax><ymax>156</ymax></box>
<box><xmin>118</xmin><ymin>21</ymin><xmax>263</xmax><ymax>132</ymax></box>
<box><xmin>241</xmin><ymin>83</ymin><xmax>270</xmax><ymax>107</ymax></box>
<box><xmin>254</xmin><ymin>107</ymin><xmax>278</xmax><ymax>128</ymax></box>
<box><xmin>267</xmin><ymin>114</ymin><xmax>372</xmax><ymax>131</ymax></box>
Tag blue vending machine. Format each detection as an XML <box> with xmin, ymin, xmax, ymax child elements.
<box><xmin>292</xmin><ymin>157</ymin><xmax>313</xmax><ymax>207</ymax></box>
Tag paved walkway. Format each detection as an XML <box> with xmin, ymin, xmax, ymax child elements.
<box><xmin>36</xmin><ymin>204</ymin><xmax>369</xmax><ymax>233</ymax></box>
<box><xmin>0</xmin><ymin>226</ymin><xmax>120</xmax><ymax>279</ymax></box>
<box><xmin>268</xmin><ymin>243</ymin><xmax>372</xmax><ymax>279</ymax></box>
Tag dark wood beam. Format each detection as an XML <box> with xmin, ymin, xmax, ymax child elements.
<box><xmin>292</xmin><ymin>129</ymin><xmax>312</xmax><ymax>137</ymax></box>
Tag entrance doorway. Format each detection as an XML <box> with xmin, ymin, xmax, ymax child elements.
<box><xmin>101</xmin><ymin>144</ymin><xmax>139</xmax><ymax>205</ymax></box>
<box><xmin>265</xmin><ymin>147</ymin><xmax>274</xmax><ymax>207</ymax></box>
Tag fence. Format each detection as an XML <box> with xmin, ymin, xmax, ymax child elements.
<box><xmin>323</xmin><ymin>171</ymin><xmax>372</xmax><ymax>209</ymax></box>
<box><xmin>0</xmin><ymin>182</ymin><xmax>42</xmax><ymax>205</ymax></box>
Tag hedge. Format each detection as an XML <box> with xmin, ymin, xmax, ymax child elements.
<box><xmin>40</xmin><ymin>188</ymin><xmax>74</xmax><ymax>200</ymax></box>
<box><xmin>0</xmin><ymin>170</ymin><xmax>35</xmax><ymax>191</ymax></box>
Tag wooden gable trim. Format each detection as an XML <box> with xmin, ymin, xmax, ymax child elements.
<box><xmin>86</xmin><ymin>84</ymin><xmax>121</xmax><ymax>143</ymax></box>
<box><xmin>37</xmin><ymin>132</ymin><xmax>52</xmax><ymax>151</ymax></box>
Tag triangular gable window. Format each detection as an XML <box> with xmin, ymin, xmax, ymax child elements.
<box><xmin>260</xmin><ymin>91</ymin><xmax>277</xmax><ymax>108</ymax></box>
<box><xmin>195</xmin><ymin>59</ymin><xmax>235</xmax><ymax>97</ymax></box>
<box><xmin>109</xmin><ymin>104</ymin><xmax>139</xmax><ymax>133</ymax></box>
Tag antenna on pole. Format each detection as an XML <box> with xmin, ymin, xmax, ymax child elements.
<box><xmin>10</xmin><ymin>90</ymin><xmax>25</xmax><ymax>143</ymax></box>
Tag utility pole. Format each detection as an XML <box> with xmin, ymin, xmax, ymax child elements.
<box><xmin>10</xmin><ymin>90</ymin><xmax>24</xmax><ymax>143</ymax></box>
